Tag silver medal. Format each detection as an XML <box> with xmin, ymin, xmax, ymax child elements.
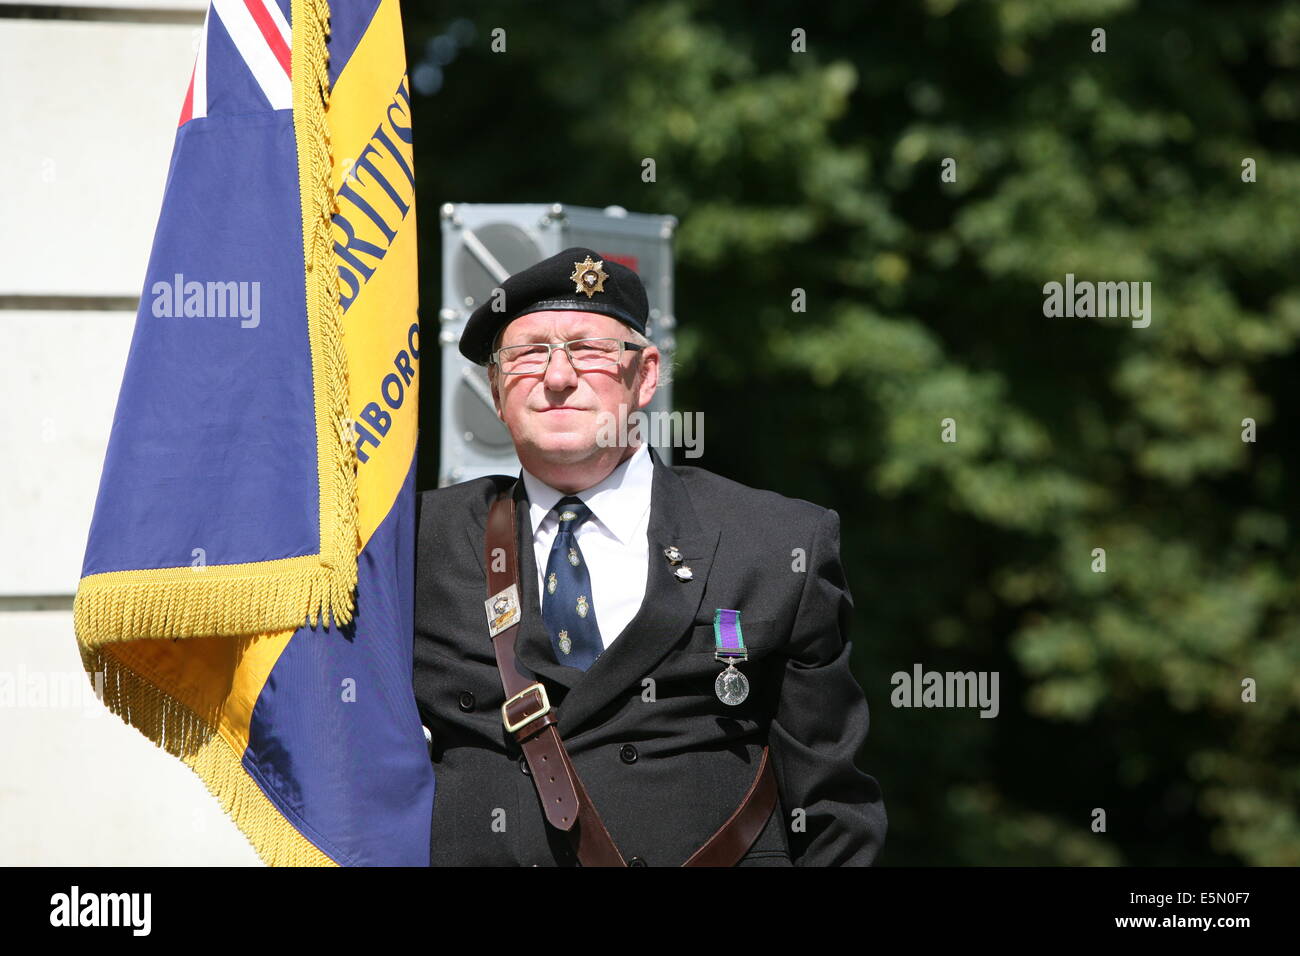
<box><xmin>715</xmin><ymin>661</ymin><xmax>749</xmax><ymax>705</ymax></box>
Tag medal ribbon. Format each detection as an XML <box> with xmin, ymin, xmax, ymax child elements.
<box><xmin>713</xmin><ymin>608</ymin><xmax>746</xmax><ymax>660</ymax></box>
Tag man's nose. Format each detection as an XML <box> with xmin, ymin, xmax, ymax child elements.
<box><xmin>543</xmin><ymin>346</ymin><xmax>579</xmax><ymax>388</ymax></box>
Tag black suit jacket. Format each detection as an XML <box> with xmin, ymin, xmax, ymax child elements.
<box><xmin>413</xmin><ymin>446</ymin><xmax>886</xmax><ymax>865</ymax></box>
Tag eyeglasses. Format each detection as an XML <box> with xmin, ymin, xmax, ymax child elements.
<box><xmin>490</xmin><ymin>337</ymin><xmax>646</xmax><ymax>375</ymax></box>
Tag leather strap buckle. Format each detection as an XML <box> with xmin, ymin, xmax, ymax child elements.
<box><xmin>502</xmin><ymin>682</ymin><xmax>551</xmax><ymax>734</ymax></box>
<box><xmin>485</xmin><ymin>488</ymin><xmax>773</xmax><ymax>866</ymax></box>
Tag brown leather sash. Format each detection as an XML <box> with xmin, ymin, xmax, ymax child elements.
<box><xmin>485</xmin><ymin>488</ymin><xmax>778</xmax><ymax>866</ymax></box>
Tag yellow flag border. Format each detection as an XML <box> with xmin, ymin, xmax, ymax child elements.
<box><xmin>73</xmin><ymin>0</ymin><xmax>359</xmax><ymax>648</ymax></box>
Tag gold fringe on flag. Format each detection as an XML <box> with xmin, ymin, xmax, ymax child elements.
<box><xmin>81</xmin><ymin>642</ymin><xmax>337</xmax><ymax>867</ymax></box>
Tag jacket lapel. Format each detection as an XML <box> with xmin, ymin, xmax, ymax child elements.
<box><xmin>464</xmin><ymin>447</ymin><xmax>720</xmax><ymax>736</ymax></box>
<box><xmin>551</xmin><ymin>448</ymin><xmax>718</xmax><ymax>735</ymax></box>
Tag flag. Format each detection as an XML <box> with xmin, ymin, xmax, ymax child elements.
<box><xmin>73</xmin><ymin>0</ymin><xmax>433</xmax><ymax>865</ymax></box>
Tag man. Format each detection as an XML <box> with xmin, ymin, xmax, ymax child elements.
<box><xmin>413</xmin><ymin>247</ymin><xmax>886</xmax><ymax>865</ymax></box>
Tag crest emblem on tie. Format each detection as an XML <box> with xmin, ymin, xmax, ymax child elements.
<box><xmin>560</xmin><ymin>509</ymin><xmax>577</xmax><ymax>521</ymax></box>
<box><xmin>576</xmin><ymin>595</ymin><xmax>589</xmax><ymax>618</ymax></box>
<box><xmin>568</xmin><ymin>547</ymin><xmax>581</xmax><ymax>567</ymax></box>
<box><xmin>569</xmin><ymin>256</ymin><xmax>608</xmax><ymax>298</ymax></box>
<box><xmin>558</xmin><ymin>630</ymin><xmax>572</xmax><ymax>655</ymax></box>
<box><xmin>547</xmin><ymin>571</ymin><xmax>557</xmax><ymax>594</ymax></box>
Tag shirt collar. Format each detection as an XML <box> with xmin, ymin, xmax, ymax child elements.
<box><xmin>520</xmin><ymin>443</ymin><xmax>653</xmax><ymax>545</ymax></box>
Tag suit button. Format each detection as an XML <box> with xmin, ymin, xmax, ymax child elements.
<box><xmin>619</xmin><ymin>744</ymin><xmax>638</xmax><ymax>764</ymax></box>
<box><xmin>628</xmin><ymin>856</ymin><xmax>647</xmax><ymax>866</ymax></box>
<box><xmin>458</xmin><ymin>691</ymin><xmax>475</xmax><ymax>712</ymax></box>
<box><xmin>518</xmin><ymin>754</ymin><xmax>531</xmax><ymax>776</ymax></box>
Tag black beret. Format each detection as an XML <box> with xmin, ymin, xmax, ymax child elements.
<box><xmin>459</xmin><ymin>246</ymin><xmax>649</xmax><ymax>365</ymax></box>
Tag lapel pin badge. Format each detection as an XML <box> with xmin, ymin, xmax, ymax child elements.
<box><xmin>665</xmin><ymin>545</ymin><xmax>692</xmax><ymax>581</ymax></box>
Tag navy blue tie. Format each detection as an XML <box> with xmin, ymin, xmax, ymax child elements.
<box><xmin>541</xmin><ymin>496</ymin><xmax>602</xmax><ymax>670</ymax></box>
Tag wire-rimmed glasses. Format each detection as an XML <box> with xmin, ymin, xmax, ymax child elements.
<box><xmin>491</xmin><ymin>337</ymin><xmax>646</xmax><ymax>375</ymax></box>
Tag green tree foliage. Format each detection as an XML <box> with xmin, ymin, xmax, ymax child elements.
<box><xmin>408</xmin><ymin>0</ymin><xmax>1300</xmax><ymax>864</ymax></box>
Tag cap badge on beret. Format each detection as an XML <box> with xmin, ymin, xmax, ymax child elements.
<box><xmin>569</xmin><ymin>256</ymin><xmax>608</xmax><ymax>299</ymax></box>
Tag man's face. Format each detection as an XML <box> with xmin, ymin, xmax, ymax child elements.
<box><xmin>490</xmin><ymin>310</ymin><xmax>659</xmax><ymax>465</ymax></box>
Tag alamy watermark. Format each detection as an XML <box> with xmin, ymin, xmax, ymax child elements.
<box><xmin>151</xmin><ymin>273</ymin><xmax>261</xmax><ymax>328</ymax></box>
<box><xmin>891</xmin><ymin>664</ymin><xmax>999</xmax><ymax>718</ymax></box>
<box><xmin>50</xmin><ymin>886</ymin><xmax>151</xmax><ymax>936</ymax></box>
<box><xmin>596</xmin><ymin>405</ymin><xmax>703</xmax><ymax>458</ymax></box>
<box><xmin>0</xmin><ymin>665</ymin><xmax>105</xmax><ymax>715</ymax></box>
<box><xmin>1043</xmin><ymin>273</ymin><xmax>1151</xmax><ymax>328</ymax></box>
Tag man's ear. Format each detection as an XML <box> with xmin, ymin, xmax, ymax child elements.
<box><xmin>489</xmin><ymin>368</ymin><xmax>503</xmax><ymax>420</ymax></box>
<box><xmin>635</xmin><ymin>346</ymin><xmax>660</xmax><ymax>410</ymax></box>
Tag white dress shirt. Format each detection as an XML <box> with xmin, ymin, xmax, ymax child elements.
<box><xmin>520</xmin><ymin>442</ymin><xmax>653</xmax><ymax>651</ymax></box>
